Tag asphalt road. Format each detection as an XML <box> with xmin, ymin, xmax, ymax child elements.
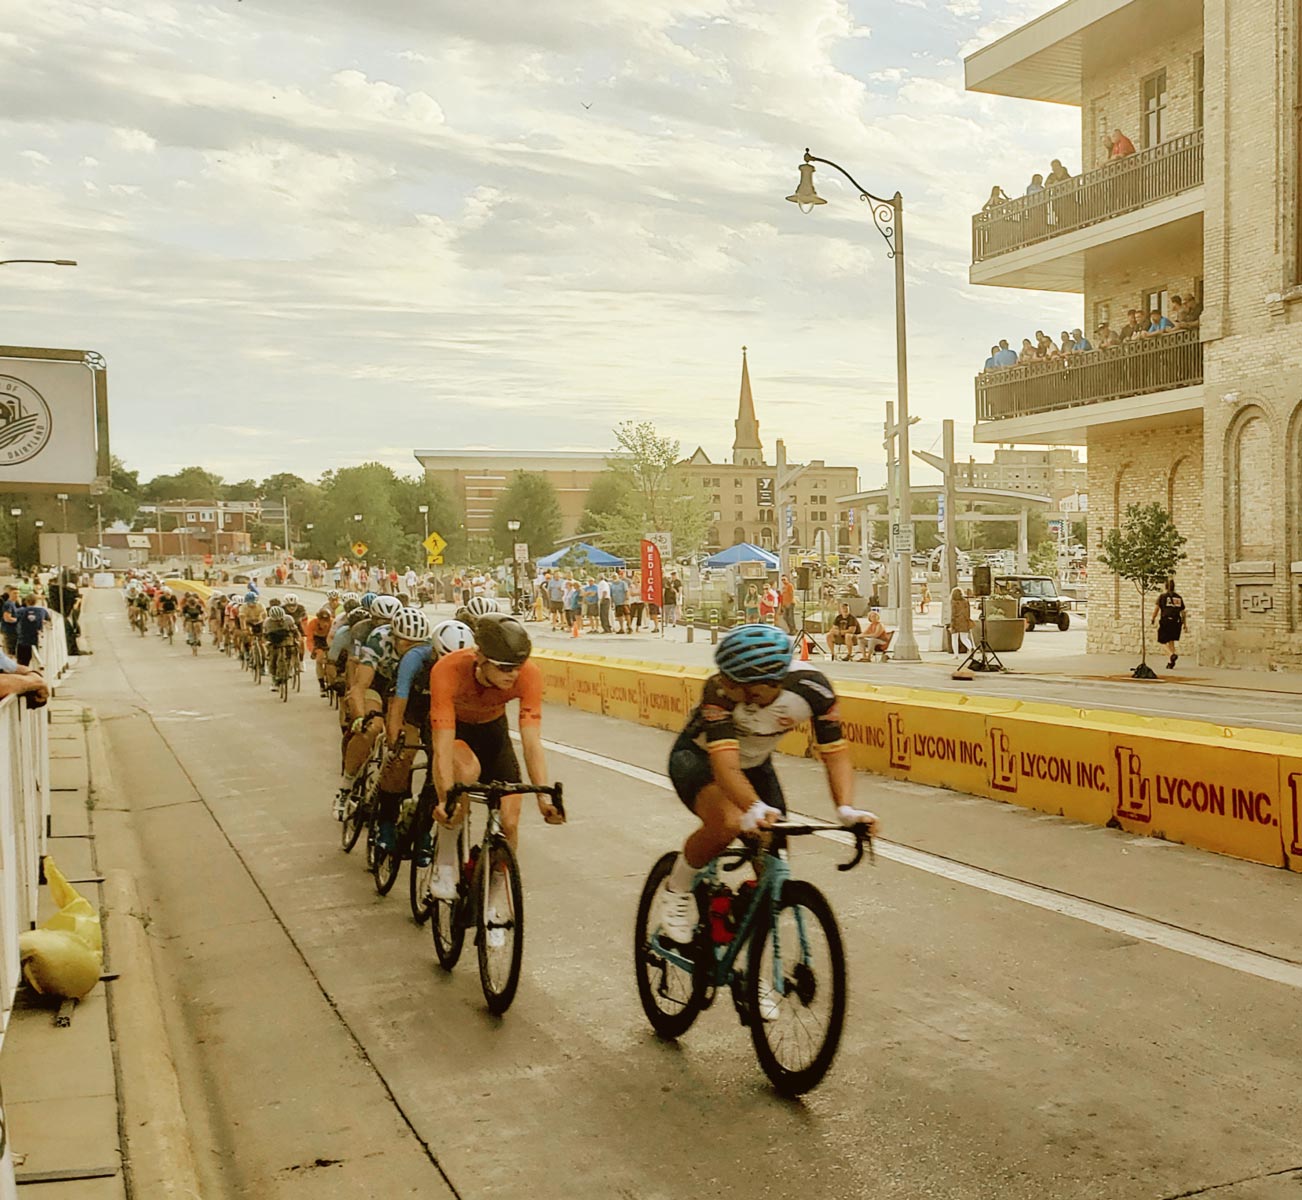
<box><xmin>72</xmin><ymin>592</ymin><xmax>1302</xmax><ymax>1199</ymax></box>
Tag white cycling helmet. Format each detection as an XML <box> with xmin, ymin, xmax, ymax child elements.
<box><xmin>283</xmin><ymin>593</ymin><xmax>298</xmax><ymax>606</ymax></box>
<box><xmin>371</xmin><ymin>594</ymin><xmax>402</xmax><ymax>621</ymax></box>
<box><xmin>327</xmin><ymin>589</ymin><xmax>340</xmax><ymax>600</ymax></box>
<box><xmin>431</xmin><ymin>619</ymin><xmax>475</xmax><ymax>655</ymax></box>
<box><xmin>267</xmin><ymin>604</ymin><xmax>285</xmax><ymax>619</ymax></box>
<box><xmin>391</xmin><ymin>606</ymin><xmax>432</xmax><ymax>643</ymax></box>
<box><xmin>466</xmin><ymin>596</ymin><xmax>496</xmax><ymax>617</ymax></box>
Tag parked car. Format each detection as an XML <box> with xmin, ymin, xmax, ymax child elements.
<box><xmin>993</xmin><ymin>574</ymin><xmax>1071</xmax><ymax>631</ymax></box>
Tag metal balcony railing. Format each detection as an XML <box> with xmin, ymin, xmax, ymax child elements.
<box><xmin>975</xmin><ymin>329</ymin><xmax>1203</xmax><ymax>422</ymax></box>
<box><xmin>972</xmin><ymin>128</ymin><xmax>1204</xmax><ymax>263</ymax></box>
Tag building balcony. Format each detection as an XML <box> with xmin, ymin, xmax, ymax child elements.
<box><xmin>974</xmin><ymin>329</ymin><xmax>1203</xmax><ymax>445</ymax></box>
<box><xmin>971</xmin><ymin>129</ymin><xmax>1203</xmax><ymax>290</ymax></box>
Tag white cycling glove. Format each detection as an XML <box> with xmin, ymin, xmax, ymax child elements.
<box><xmin>837</xmin><ymin>805</ymin><xmax>878</xmax><ymax>829</ymax></box>
<box><xmin>740</xmin><ymin>801</ymin><xmax>782</xmax><ymax>833</ymax></box>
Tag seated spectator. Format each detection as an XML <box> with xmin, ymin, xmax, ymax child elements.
<box><xmin>982</xmin><ymin>186</ymin><xmax>1010</xmax><ymax>212</ymax></box>
<box><xmin>993</xmin><ymin>339</ymin><xmax>1019</xmax><ymax>367</ymax></box>
<box><xmin>983</xmin><ymin>344</ymin><xmax>1000</xmax><ymax>371</ymax></box>
<box><xmin>1140</xmin><ymin>308</ymin><xmax>1174</xmax><ymax>337</ymax></box>
<box><xmin>1046</xmin><ymin>159</ymin><xmax>1072</xmax><ymax>186</ymax></box>
<box><xmin>1109</xmin><ymin>129</ymin><xmax>1137</xmax><ymax>158</ymax></box>
<box><xmin>1096</xmin><ymin>321</ymin><xmax>1120</xmax><ymax>348</ymax></box>
<box><xmin>855</xmin><ymin>610</ymin><xmax>894</xmax><ymax>662</ymax></box>
<box><xmin>1025</xmin><ymin>173</ymin><xmax>1045</xmax><ymax>196</ymax></box>
<box><xmin>1070</xmin><ymin>327</ymin><xmax>1093</xmax><ymax>352</ymax></box>
<box><xmin>827</xmin><ymin>603</ymin><xmax>860</xmax><ymax>662</ymax></box>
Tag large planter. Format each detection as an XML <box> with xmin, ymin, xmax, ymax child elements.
<box><xmin>983</xmin><ymin>615</ymin><xmax>1026</xmax><ymax>653</ymax></box>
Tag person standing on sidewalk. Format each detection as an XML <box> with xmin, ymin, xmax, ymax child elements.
<box><xmin>662</xmin><ymin>574</ymin><xmax>680</xmax><ymax>629</ymax></box>
<box><xmin>1152</xmin><ymin>579</ymin><xmax>1187</xmax><ymax>670</ymax></box>
<box><xmin>597</xmin><ymin>574</ymin><xmax>613</xmax><ymax>633</ymax></box>
<box><xmin>949</xmin><ymin>586</ymin><xmax>972</xmax><ymax>655</ymax></box>
<box><xmin>779</xmin><ymin>574</ymin><xmax>796</xmax><ymax>634</ymax></box>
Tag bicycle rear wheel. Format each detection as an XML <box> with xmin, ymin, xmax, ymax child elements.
<box><xmin>633</xmin><ymin>852</ymin><xmax>709</xmax><ymax>1039</ymax></box>
<box><xmin>746</xmin><ymin>878</ymin><xmax>846</xmax><ymax>1097</ymax></box>
<box><xmin>431</xmin><ymin>825</ymin><xmax>466</xmax><ymax>969</ymax></box>
<box><xmin>408</xmin><ymin>797</ymin><xmax>435</xmax><ymax>924</ymax></box>
<box><xmin>475</xmin><ymin>835</ymin><xmax>524</xmax><ymax>1015</ymax></box>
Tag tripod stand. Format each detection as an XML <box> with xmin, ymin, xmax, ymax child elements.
<box><xmin>792</xmin><ymin>582</ymin><xmax>825</xmax><ymax>656</ymax></box>
<box><xmin>958</xmin><ymin>596</ymin><xmax>1005</xmax><ymax>673</ymax></box>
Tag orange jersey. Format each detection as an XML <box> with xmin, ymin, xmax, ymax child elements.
<box><xmin>304</xmin><ymin>616</ymin><xmax>331</xmax><ymax>643</ymax></box>
<box><xmin>429</xmin><ymin>648</ymin><xmax>543</xmax><ymax>730</ymax></box>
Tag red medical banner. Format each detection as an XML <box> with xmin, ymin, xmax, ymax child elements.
<box><xmin>640</xmin><ymin>539</ymin><xmax>663</xmax><ymax>606</ymax></box>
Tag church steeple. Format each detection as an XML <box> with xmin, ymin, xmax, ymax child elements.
<box><xmin>732</xmin><ymin>345</ymin><xmax>763</xmax><ymax>466</ymax></box>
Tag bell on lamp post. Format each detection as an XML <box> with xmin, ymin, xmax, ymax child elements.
<box><xmin>785</xmin><ymin>162</ymin><xmax>826</xmax><ymax>213</ymax></box>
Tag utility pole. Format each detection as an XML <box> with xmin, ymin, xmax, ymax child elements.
<box><xmin>912</xmin><ymin>419</ymin><xmax>960</xmax><ymax>651</ymax></box>
<box><xmin>282</xmin><ymin>495</ymin><xmax>290</xmax><ymax>558</ymax></box>
<box><xmin>774</xmin><ymin>438</ymin><xmax>810</xmax><ymax>581</ymax></box>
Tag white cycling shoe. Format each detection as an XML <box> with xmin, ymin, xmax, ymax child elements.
<box><xmin>655</xmin><ymin>887</ymin><xmax>697</xmax><ymax>944</ymax></box>
<box><xmin>757</xmin><ymin>977</ymin><xmax>782</xmax><ymax>1023</ymax></box>
<box><xmin>430</xmin><ymin>865</ymin><xmax>458</xmax><ymax>901</ymax></box>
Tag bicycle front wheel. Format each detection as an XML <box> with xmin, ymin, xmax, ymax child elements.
<box><xmin>431</xmin><ymin>825</ymin><xmax>466</xmax><ymax>968</ymax></box>
<box><xmin>633</xmin><ymin>852</ymin><xmax>709</xmax><ymax>1039</ymax></box>
<box><xmin>475</xmin><ymin>835</ymin><xmax>524</xmax><ymax>1015</ymax></box>
<box><xmin>746</xmin><ymin>879</ymin><xmax>846</xmax><ymax>1097</ymax></box>
<box><xmin>409</xmin><ymin>800</ymin><xmax>435</xmax><ymax>924</ymax></box>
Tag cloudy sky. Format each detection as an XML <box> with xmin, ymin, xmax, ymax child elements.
<box><xmin>1</xmin><ymin>0</ymin><xmax>1081</xmax><ymax>490</ymax></box>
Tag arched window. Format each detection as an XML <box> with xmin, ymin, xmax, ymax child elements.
<box><xmin>732</xmin><ymin>525</ymin><xmax>747</xmax><ymax>545</ymax></box>
<box><xmin>758</xmin><ymin>526</ymin><xmax>774</xmax><ymax>548</ymax></box>
<box><xmin>1228</xmin><ymin>408</ymin><xmax>1273</xmax><ymax>561</ymax></box>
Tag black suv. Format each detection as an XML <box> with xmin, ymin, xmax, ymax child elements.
<box><xmin>993</xmin><ymin>574</ymin><xmax>1070</xmax><ymax>631</ymax></box>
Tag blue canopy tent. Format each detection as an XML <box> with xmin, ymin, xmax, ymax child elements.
<box><xmin>536</xmin><ymin>541</ymin><xmax>626</xmax><ymax>569</ymax></box>
<box><xmin>703</xmin><ymin>542</ymin><xmax>778</xmax><ymax>569</ymax></box>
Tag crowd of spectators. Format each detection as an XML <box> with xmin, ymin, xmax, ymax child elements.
<box><xmin>982</xmin><ymin>130</ymin><xmax>1140</xmax><ymax>217</ymax></box>
<box><xmin>982</xmin><ymin>293</ymin><xmax>1203</xmax><ymax>373</ymax></box>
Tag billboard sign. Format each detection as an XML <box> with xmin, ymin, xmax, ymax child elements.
<box><xmin>0</xmin><ymin>346</ymin><xmax>109</xmax><ymax>492</ymax></box>
<box><xmin>756</xmin><ymin>476</ymin><xmax>775</xmax><ymax>507</ymax></box>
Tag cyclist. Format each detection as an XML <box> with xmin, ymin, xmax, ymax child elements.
<box><xmin>429</xmin><ymin>613</ymin><xmax>563</xmax><ymax>903</ymax></box>
<box><xmin>325</xmin><ymin>589</ymin><xmax>342</xmax><ymax>617</ymax></box>
<box><xmin>128</xmin><ymin>585</ymin><xmax>150</xmax><ymax>632</ymax></box>
<box><xmin>239</xmin><ymin>590</ymin><xmax>267</xmax><ymax>664</ymax></box>
<box><xmin>303</xmin><ymin>606</ymin><xmax>334</xmax><ymax>695</ymax></box>
<box><xmin>263</xmin><ymin>604</ymin><xmax>302</xmax><ymax>689</ymax></box>
<box><xmin>156</xmin><ymin>586</ymin><xmax>179</xmax><ymax>639</ymax></box>
<box><xmin>335</xmin><ymin>594</ymin><xmax>403</xmax><ymax>813</ymax></box>
<box><xmin>281</xmin><ymin>592</ymin><xmax>309</xmax><ymax>629</ymax></box>
<box><xmin>207</xmin><ymin>591</ymin><xmax>227</xmax><ymax>644</ymax></box>
<box><xmin>464</xmin><ymin>595</ymin><xmax>497</xmax><ymax>623</ymax></box>
<box><xmin>655</xmin><ymin>624</ymin><xmax>878</xmax><ymax>944</ymax></box>
<box><xmin>180</xmin><ymin>591</ymin><xmax>206</xmax><ymax>647</ymax></box>
<box><xmin>223</xmin><ymin>593</ymin><xmax>244</xmax><ymax>655</ymax></box>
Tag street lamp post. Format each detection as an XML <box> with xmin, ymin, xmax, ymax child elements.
<box><xmin>786</xmin><ymin>148</ymin><xmax>921</xmax><ymax>661</ymax></box>
<box><xmin>507</xmin><ymin>519</ymin><xmax>521</xmax><ymax>614</ymax></box>
<box><xmin>9</xmin><ymin>508</ymin><xmax>22</xmax><ymax>571</ymax></box>
<box><xmin>0</xmin><ymin>259</ymin><xmax>77</xmax><ymax>268</ymax></box>
<box><xmin>418</xmin><ymin>505</ymin><xmax>429</xmax><ymax>544</ymax></box>
<box><xmin>56</xmin><ymin>493</ymin><xmax>69</xmax><ymax>531</ymax></box>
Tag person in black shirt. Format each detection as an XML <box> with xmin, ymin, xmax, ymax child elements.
<box><xmin>827</xmin><ymin>602</ymin><xmax>860</xmax><ymax>661</ymax></box>
<box><xmin>1151</xmin><ymin>579</ymin><xmax>1187</xmax><ymax>669</ymax></box>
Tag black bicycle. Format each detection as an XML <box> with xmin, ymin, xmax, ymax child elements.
<box><xmin>430</xmin><ymin>781</ymin><xmax>564</xmax><ymax>1015</ymax></box>
<box><xmin>339</xmin><ymin>727</ymin><xmax>385</xmax><ymax>854</ymax></box>
<box><xmin>634</xmin><ymin>820</ymin><xmax>871</xmax><ymax>1096</ymax></box>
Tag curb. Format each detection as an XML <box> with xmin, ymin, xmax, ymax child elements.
<box><xmin>87</xmin><ymin>715</ymin><xmax>204</xmax><ymax>1200</ymax></box>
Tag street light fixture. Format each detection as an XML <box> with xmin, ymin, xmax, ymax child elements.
<box><xmin>785</xmin><ymin>148</ymin><xmax>921</xmax><ymax>662</ymax></box>
<box><xmin>56</xmin><ymin>493</ymin><xmax>69</xmax><ymax>531</ymax></box>
<box><xmin>418</xmin><ymin>504</ymin><xmax>429</xmax><ymax>544</ymax></box>
<box><xmin>507</xmin><ymin>519</ymin><xmax>522</xmax><ymax>614</ymax></box>
<box><xmin>0</xmin><ymin>259</ymin><xmax>77</xmax><ymax>267</ymax></box>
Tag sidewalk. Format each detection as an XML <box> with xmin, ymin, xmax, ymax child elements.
<box><xmin>0</xmin><ymin>701</ymin><xmax>198</xmax><ymax>1199</ymax></box>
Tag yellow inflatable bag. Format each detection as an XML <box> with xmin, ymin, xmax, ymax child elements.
<box><xmin>17</xmin><ymin>858</ymin><xmax>104</xmax><ymax>1000</ymax></box>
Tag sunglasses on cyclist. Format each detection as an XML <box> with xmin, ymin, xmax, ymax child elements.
<box><xmin>485</xmin><ymin>659</ymin><xmax>523</xmax><ymax>672</ymax></box>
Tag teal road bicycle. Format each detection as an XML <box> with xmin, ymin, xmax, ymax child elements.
<box><xmin>634</xmin><ymin>820</ymin><xmax>872</xmax><ymax>1096</ymax></box>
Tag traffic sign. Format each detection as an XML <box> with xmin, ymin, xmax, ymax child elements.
<box><xmin>427</xmin><ymin>553</ymin><xmax>443</xmax><ymax>566</ymax></box>
<box><xmin>351</xmin><ymin>541</ymin><xmax>368</xmax><ymax>557</ymax></box>
<box><xmin>513</xmin><ymin>542</ymin><xmax>529</xmax><ymax>563</ymax></box>
<box><xmin>891</xmin><ymin>523</ymin><xmax>915</xmax><ymax>554</ymax></box>
<box><xmin>423</xmin><ymin>530</ymin><xmax>447</xmax><ymax>559</ymax></box>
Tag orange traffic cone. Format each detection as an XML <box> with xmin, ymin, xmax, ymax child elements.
<box><xmin>571</xmin><ymin>619</ymin><xmax>579</xmax><ymax>638</ymax></box>
<box><xmin>799</xmin><ymin>634</ymin><xmax>810</xmax><ymax>662</ymax></box>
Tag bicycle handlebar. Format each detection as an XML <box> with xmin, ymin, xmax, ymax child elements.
<box><xmin>750</xmin><ymin>820</ymin><xmax>875</xmax><ymax>871</ymax></box>
<box><xmin>444</xmin><ymin>780</ymin><xmax>565</xmax><ymax>822</ymax></box>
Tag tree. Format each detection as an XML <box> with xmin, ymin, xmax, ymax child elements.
<box><xmin>1029</xmin><ymin>539</ymin><xmax>1059</xmax><ymax>575</ymax></box>
<box><xmin>316</xmin><ymin>463</ymin><xmax>404</xmax><ymax>564</ymax></box>
<box><xmin>1099</xmin><ymin>503</ymin><xmax>1187</xmax><ymax>679</ymax></box>
<box><xmin>603</xmin><ymin>421</ymin><xmax>709</xmax><ymax>561</ymax></box>
<box><xmin>223</xmin><ymin>478</ymin><xmax>260</xmax><ymax>500</ymax></box>
<box><xmin>579</xmin><ymin>471</ymin><xmax>635</xmax><ymax>538</ymax></box>
<box><xmin>490</xmin><ymin>473</ymin><xmax>562</xmax><ymax>559</ymax></box>
<box><xmin>142</xmin><ymin>466</ymin><xmax>225</xmax><ymax>500</ymax></box>
<box><xmin>391</xmin><ymin>475</ymin><xmax>463</xmax><ymax>564</ymax></box>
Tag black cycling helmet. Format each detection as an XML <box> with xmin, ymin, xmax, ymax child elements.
<box><xmin>475</xmin><ymin>612</ymin><xmax>531</xmax><ymax>667</ymax></box>
<box><xmin>454</xmin><ymin>605</ymin><xmax>475</xmax><ymax>627</ymax></box>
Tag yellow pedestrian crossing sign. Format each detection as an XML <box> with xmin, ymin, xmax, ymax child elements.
<box><xmin>423</xmin><ymin>530</ymin><xmax>447</xmax><ymax>558</ymax></box>
<box><xmin>351</xmin><ymin>541</ymin><xmax>368</xmax><ymax>557</ymax></box>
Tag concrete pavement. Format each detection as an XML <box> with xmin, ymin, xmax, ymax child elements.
<box><xmin>52</xmin><ymin>588</ymin><xmax>1302</xmax><ymax>1199</ymax></box>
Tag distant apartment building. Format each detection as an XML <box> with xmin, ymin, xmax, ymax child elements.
<box><xmin>961</xmin><ymin>448</ymin><xmax>1088</xmax><ymax>503</ymax></box>
<box><xmin>966</xmin><ymin>0</ymin><xmax>1302</xmax><ymax>667</ymax></box>
<box><xmin>679</xmin><ymin>349</ymin><xmax>858</xmax><ymax>553</ymax></box>
<box><xmin>412</xmin><ymin>451</ymin><xmax>613</xmax><ymax>541</ymax></box>
<box><xmin>135</xmin><ymin>499</ymin><xmax>255</xmax><ymax>555</ymax></box>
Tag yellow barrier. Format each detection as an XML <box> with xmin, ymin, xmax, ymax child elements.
<box><xmin>536</xmin><ymin>649</ymin><xmax>1302</xmax><ymax>873</ymax></box>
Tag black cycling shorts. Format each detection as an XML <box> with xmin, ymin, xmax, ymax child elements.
<box><xmin>668</xmin><ymin>733</ymin><xmax>786</xmax><ymax>814</ymax></box>
<box><xmin>455</xmin><ymin>715</ymin><xmax>521</xmax><ymax>784</ymax></box>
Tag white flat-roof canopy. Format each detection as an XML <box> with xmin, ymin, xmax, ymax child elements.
<box><xmin>837</xmin><ymin>486</ymin><xmax>1054</xmax><ymax>507</ymax></box>
<box><xmin>965</xmin><ymin>0</ymin><xmax>1202</xmax><ymax>105</ymax></box>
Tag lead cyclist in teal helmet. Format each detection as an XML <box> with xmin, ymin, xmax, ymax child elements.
<box><xmin>657</xmin><ymin>623</ymin><xmax>879</xmax><ymax>943</ymax></box>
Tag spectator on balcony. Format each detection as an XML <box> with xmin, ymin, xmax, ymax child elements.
<box><xmin>982</xmin><ymin>186</ymin><xmax>1010</xmax><ymax>212</ymax></box>
<box><xmin>1070</xmin><ymin>328</ymin><xmax>1093</xmax><ymax>353</ymax></box>
<box><xmin>1174</xmin><ymin>294</ymin><xmax>1202</xmax><ymax>331</ymax></box>
<box><xmin>1035</xmin><ymin>330</ymin><xmax>1057</xmax><ymax>359</ymax></box>
<box><xmin>1058</xmin><ymin>330</ymin><xmax>1074</xmax><ymax>356</ymax></box>
<box><xmin>1096</xmin><ymin>322</ymin><xmax>1121</xmax><ymax>349</ymax></box>
<box><xmin>1140</xmin><ymin>308</ymin><xmax>1174</xmax><ymax>337</ymax></box>
<box><xmin>1019</xmin><ymin>338</ymin><xmax>1040</xmax><ymax>362</ymax></box>
<box><xmin>1025</xmin><ymin>173</ymin><xmax>1045</xmax><ymax>197</ymax></box>
<box><xmin>1118</xmin><ymin>309</ymin><xmax>1145</xmax><ymax>341</ymax></box>
<box><xmin>992</xmin><ymin>339</ymin><xmax>1019</xmax><ymax>367</ymax></box>
<box><xmin>984</xmin><ymin>345</ymin><xmax>1000</xmax><ymax>371</ymax></box>
<box><xmin>1046</xmin><ymin>159</ymin><xmax>1073</xmax><ymax>186</ymax></box>
<box><xmin>1109</xmin><ymin>129</ymin><xmax>1137</xmax><ymax>159</ymax></box>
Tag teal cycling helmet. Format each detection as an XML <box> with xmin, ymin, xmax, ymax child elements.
<box><xmin>715</xmin><ymin>624</ymin><xmax>793</xmax><ymax>684</ymax></box>
<box><xmin>360</xmin><ymin>591</ymin><xmax>378</xmax><ymax>610</ymax></box>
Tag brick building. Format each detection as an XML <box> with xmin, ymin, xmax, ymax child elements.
<box><xmin>966</xmin><ymin>0</ymin><xmax>1302</xmax><ymax>667</ymax></box>
<box><xmin>678</xmin><ymin>349</ymin><xmax>859</xmax><ymax>554</ymax></box>
<box><xmin>961</xmin><ymin>448</ymin><xmax>1088</xmax><ymax>504</ymax></box>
